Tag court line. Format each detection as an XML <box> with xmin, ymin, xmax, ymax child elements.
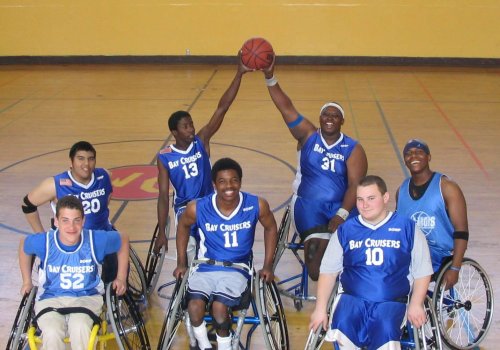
<box><xmin>414</xmin><ymin>75</ymin><xmax>490</xmax><ymax>180</ymax></box>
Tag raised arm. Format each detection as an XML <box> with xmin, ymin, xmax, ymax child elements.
<box><xmin>23</xmin><ymin>177</ymin><xmax>57</xmax><ymax>233</ymax></box>
<box><xmin>442</xmin><ymin>176</ymin><xmax>468</xmax><ymax>288</ymax></box>
<box><xmin>174</xmin><ymin>200</ymin><xmax>197</xmax><ymax>279</ymax></box>
<box><xmin>197</xmin><ymin>57</ymin><xmax>250</xmax><ymax>153</ymax></box>
<box><xmin>155</xmin><ymin>158</ymin><xmax>170</xmax><ymax>253</ymax></box>
<box><xmin>328</xmin><ymin>143</ymin><xmax>368</xmax><ymax>232</ymax></box>
<box><xmin>262</xmin><ymin>60</ymin><xmax>316</xmax><ymax>147</ymax></box>
<box><xmin>113</xmin><ymin>230</ymin><xmax>129</xmax><ymax>296</ymax></box>
<box><xmin>257</xmin><ymin>197</ymin><xmax>278</xmax><ymax>283</ymax></box>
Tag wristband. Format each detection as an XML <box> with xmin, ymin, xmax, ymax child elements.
<box><xmin>265</xmin><ymin>76</ymin><xmax>278</xmax><ymax>87</ymax></box>
<box><xmin>449</xmin><ymin>265</ymin><xmax>461</xmax><ymax>272</ymax></box>
<box><xmin>286</xmin><ymin>115</ymin><xmax>304</xmax><ymax>128</ymax></box>
<box><xmin>336</xmin><ymin>208</ymin><xmax>349</xmax><ymax>221</ymax></box>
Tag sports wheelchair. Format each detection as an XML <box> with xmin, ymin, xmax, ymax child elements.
<box><xmin>272</xmin><ymin>205</ymin><xmax>315</xmax><ymax>310</ymax></box>
<box><xmin>157</xmin><ymin>259</ymin><xmax>289</xmax><ymax>350</ymax></box>
<box><xmin>7</xmin><ymin>283</ymin><xmax>150</xmax><ymax>350</ymax></box>
<box><xmin>304</xmin><ymin>281</ymin><xmax>442</xmax><ymax>350</ymax></box>
<box><xmin>429</xmin><ymin>257</ymin><xmax>494</xmax><ymax>350</ymax></box>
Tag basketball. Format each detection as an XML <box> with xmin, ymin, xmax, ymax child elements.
<box><xmin>240</xmin><ymin>37</ymin><xmax>274</xmax><ymax>70</ymax></box>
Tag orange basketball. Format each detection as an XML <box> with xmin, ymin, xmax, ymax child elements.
<box><xmin>240</xmin><ymin>37</ymin><xmax>274</xmax><ymax>70</ymax></box>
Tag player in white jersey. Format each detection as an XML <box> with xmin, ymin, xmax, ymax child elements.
<box><xmin>261</xmin><ymin>58</ymin><xmax>368</xmax><ymax>281</ymax></box>
<box><xmin>310</xmin><ymin>176</ymin><xmax>432</xmax><ymax>350</ymax></box>
<box><xmin>19</xmin><ymin>195</ymin><xmax>129</xmax><ymax>350</ymax></box>
<box><xmin>173</xmin><ymin>158</ymin><xmax>278</xmax><ymax>350</ymax></box>
<box><xmin>155</xmin><ymin>57</ymin><xmax>251</xmax><ymax>254</ymax></box>
<box><xmin>396</xmin><ymin>139</ymin><xmax>468</xmax><ymax>288</ymax></box>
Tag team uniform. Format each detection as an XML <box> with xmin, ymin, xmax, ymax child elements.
<box><xmin>320</xmin><ymin>212</ymin><xmax>433</xmax><ymax>349</ymax></box>
<box><xmin>24</xmin><ymin>229</ymin><xmax>121</xmax><ymax>350</ymax></box>
<box><xmin>397</xmin><ymin>172</ymin><xmax>454</xmax><ymax>272</ymax></box>
<box><xmin>158</xmin><ymin>135</ymin><xmax>214</xmax><ymax>236</ymax></box>
<box><xmin>291</xmin><ymin>129</ymin><xmax>359</xmax><ymax>240</ymax></box>
<box><xmin>53</xmin><ymin>168</ymin><xmax>113</xmax><ymax>230</ymax></box>
<box><xmin>187</xmin><ymin>192</ymin><xmax>259</xmax><ymax>307</ymax></box>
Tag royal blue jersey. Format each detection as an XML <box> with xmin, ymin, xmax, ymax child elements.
<box><xmin>24</xmin><ymin>229</ymin><xmax>121</xmax><ymax>301</ymax></box>
<box><xmin>337</xmin><ymin>212</ymin><xmax>415</xmax><ymax>302</ymax></box>
<box><xmin>397</xmin><ymin>173</ymin><xmax>455</xmax><ymax>271</ymax></box>
<box><xmin>158</xmin><ymin>135</ymin><xmax>214</xmax><ymax>212</ymax></box>
<box><xmin>53</xmin><ymin>168</ymin><xmax>113</xmax><ymax>230</ymax></box>
<box><xmin>293</xmin><ymin>131</ymin><xmax>358</xmax><ymax>202</ymax></box>
<box><xmin>195</xmin><ymin>192</ymin><xmax>259</xmax><ymax>275</ymax></box>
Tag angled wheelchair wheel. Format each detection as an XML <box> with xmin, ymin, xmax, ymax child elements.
<box><xmin>145</xmin><ymin>219</ymin><xmax>168</xmax><ymax>295</ymax></box>
<box><xmin>304</xmin><ymin>281</ymin><xmax>338</xmax><ymax>350</ymax></box>
<box><xmin>158</xmin><ymin>275</ymin><xmax>189</xmax><ymax>350</ymax></box>
<box><xmin>128</xmin><ymin>246</ymin><xmax>148</xmax><ymax>304</ymax></box>
<box><xmin>272</xmin><ymin>206</ymin><xmax>291</xmax><ymax>271</ymax></box>
<box><xmin>412</xmin><ymin>296</ymin><xmax>442</xmax><ymax>350</ymax></box>
<box><xmin>432</xmin><ymin>258</ymin><xmax>493</xmax><ymax>350</ymax></box>
<box><xmin>255</xmin><ymin>276</ymin><xmax>289</xmax><ymax>350</ymax></box>
<box><xmin>6</xmin><ymin>287</ymin><xmax>37</xmax><ymax>350</ymax></box>
<box><xmin>106</xmin><ymin>283</ymin><xmax>150</xmax><ymax>350</ymax></box>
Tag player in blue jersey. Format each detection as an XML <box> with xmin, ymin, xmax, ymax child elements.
<box><xmin>22</xmin><ymin>140</ymin><xmax>113</xmax><ymax>232</ymax></box>
<box><xmin>155</xmin><ymin>59</ymin><xmax>251</xmax><ymax>254</ymax></box>
<box><xmin>261</xmin><ymin>59</ymin><xmax>368</xmax><ymax>281</ymax></box>
<box><xmin>173</xmin><ymin>158</ymin><xmax>278</xmax><ymax>350</ymax></box>
<box><xmin>310</xmin><ymin>175</ymin><xmax>433</xmax><ymax>350</ymax></box>
<box><xmin>18</xmin><ymin>195</ymin><xmax>129</xmax><ymax>350</ymax></box>
<box><xmin>396</xmin><ymin>139</ymin><xmax>468</xmax><ymax>288</ymax></box>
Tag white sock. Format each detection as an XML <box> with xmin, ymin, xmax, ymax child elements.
<box><xmin>216</xmin><ymin>333</ymin><xmax>232</xmax><ymax>350</ymax></box>
<box><xmin>192</xmin><ymin>321</ymin><xmax>212</xmax><ymax>349</ymax></box>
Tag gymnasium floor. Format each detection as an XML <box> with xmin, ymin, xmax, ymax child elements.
<box><xmin>0</xmin><ymin>63</ymin><xmax>498</xmax><ymax>349</ymax></box>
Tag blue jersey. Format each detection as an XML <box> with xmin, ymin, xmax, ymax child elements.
<box><xmin>54</xmin><ymin>168</ymin><xmax>113</xmax><ymax>230</ymax></box>
<box><xmin>158</xmin><ymin>135</ymin><xmax>214</xmax><ymax>212</ymax></box>
<box><xmin>397</xmin><ymin>173</ymin><xmax>454</xmax><ymax>271</ymax></box>
<box><xmin>337</xmin><ymin>212</ymin><xmax>415</xmax><ymax>302</ymax></box>
<box><xmin>293</xmin><ymin>131</ymin><xmax>358</xmax><ymax>203</ymax></box>
<box><xmin>195</xmin><ymin>192</ymin><xmax>259</xmax><ymax>275</ymax></box>
<box><xmin>24</xmin><ymin>229</ymin><xmax>121</xmax><ymax>301</ymax></box>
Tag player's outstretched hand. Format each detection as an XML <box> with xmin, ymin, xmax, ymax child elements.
<box><xmin>238</xmin><ymin>50</ymin><xmax>254</xmax><ymax>73</ymax></box>
<box><xmin>258</xmin><ymin>266</ymin><xmax>274</xmax><ymax>283</ymax></box>
<box><xmin>262</xmin><ymin>54</ymin><xmax>276</xmax><ymax>77</ymax></box>
<box><xmin>20</xmin><ymin>281</ymin><xmax>33</xmax><ymax>296</ymax></box>
<box><xmin>113</xmin><ymin>278</ymin><xmax>127</xmax><ymax>296</ymax></box>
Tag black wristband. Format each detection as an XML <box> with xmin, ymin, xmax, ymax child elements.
<box><xmin>453</xmin><ymin>231</ymin><xmax>469</xmax><ymax>241</ymax></box>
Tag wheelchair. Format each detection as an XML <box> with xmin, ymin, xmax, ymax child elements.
<box><xmin>7</xmin><ymin>283</ymin><xmax>150</xmax><ymax>350</ymax></box>
<box><xmin>430</xmin><ymin>257</ymin><xmax>494</xmax><ymax>350</ymax></box>
<box><xmin>304</xmin><ymin>283</ymin><xmax>442</xmax><ymax>350</ymax></box>
<box><xmin>272</xmin><ymin>205</ymin><xmax>315</xmax><ymax>311</ymax></box>
<box><xmin>157</xmin><ymin>259</ymin><xmax>289</xmax><ymax>350</ymax></box>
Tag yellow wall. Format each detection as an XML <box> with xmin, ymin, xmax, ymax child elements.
<box><xmin>1</xmin><ymin>0</ymin><xmax>499</xmax><ymax>58</ymax></box>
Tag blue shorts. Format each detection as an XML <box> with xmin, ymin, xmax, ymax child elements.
<box><xmin>175</xmin><ymin>206</ymin><xmax>198</xmax><ymax>239</ymax></box>
<box><xmin>292</xmin><ymin>195</ymin><xmax>358</xmax><ymax>241</ymax></box>
<box><xmin>331</xmin><ymin>294</ymin><xmax>406</xmax><ymax>350</ymax></box>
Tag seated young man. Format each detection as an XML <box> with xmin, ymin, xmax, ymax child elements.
<box><xmin>173</xmin><ymin>158</ymin><xmax>278</xmax><ymax>350</ymax></box>
<box><xmin>309</xmin><ymin>175</ymin><xmax>433</xmax><ymax>350</ymax></box>
<box><xmin>18</xmin><ymin>195</ymin><xmax>129</xmax><ymax>350</ymax></box>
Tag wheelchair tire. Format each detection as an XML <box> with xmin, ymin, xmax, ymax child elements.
<box><xmin>304</xmin><ymin>280</ymin><xmax>338</xmax><ymax>350</ymax></box>
<box><xmin>145</xmin><ymin>219</ymin><xmax>168</xmax><ymax>295</ymax></box>
<box><xmin>158</xmin><ymin>275</ymin><xmax>189</xmax><ymax>350</ymax></box>
<box><xmin>432</xmin><ymin>258</ymin><xmax>493</xmax><ymax>350</ymax></box>
<box><xmin>6</xmin><ymin>287</ymin><xmax>37</xmax><ymax>350</ymax></box>
<box><xmin>255</xmin><ymin>277</ymin><xmax>290</xmax><ymax>350</ymax></box>
<box><xmin>272</xmin><ymin>206</ymin><xmax>292</xmax><ymax>271</ymax></box>
<box><xmin>106</xmin><ymin>283</ymin><xmax>150</xmax><ymax>350</ymax></box>
<box><xmin>128</xmin><ymin>246</ymin><xmax>148</xmax><ymax>304</ymax></box>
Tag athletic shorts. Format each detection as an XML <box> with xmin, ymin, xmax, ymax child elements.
<box><xmin>187</xmin><ymin>270</ymin><xmax>248</xmax><ymax>307</ymax></box>
<box><xmin>175</xmin><ymin>206</ymin><xmax>198</xmax><ymax>239</ymax></box>
<box><xmin>292</xmin><ymin>195</ymin><xmax>357</xmax><ymax>241</ymax></box>
<box><xmin>331</xmin><ymin>293</ymin><xmax>406</xmax><ymax>350</ymax></box>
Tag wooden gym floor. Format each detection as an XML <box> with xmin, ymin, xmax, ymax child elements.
<box><xmin>0</xmin><ymin>63</ymin><xmax>499</xmax><ymax>349</ymax></box>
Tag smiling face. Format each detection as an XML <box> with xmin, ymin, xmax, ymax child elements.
<box><xmin>403</xmin><ymin>147</ymin><xmax>431</xmax><ymax>175</ymax></box>
<box><xmin>319</xmin><ymin>105</ymin><xmax>344</xmax><ymax>137</ymax></box>
<box><xmin>356</xmin><ymin>183</ymin><xmax>389</xmax><ymax>225</ymax></box>
<box><xmin>214</xmin><ymin>169</ymin><xmax>241</xmax><ymax>204</ymax></box>
<box><xmin>70</xmin><ymin>150</ymin><xmax>96</xmax><ymax>184</ymax></box>
<box><xmin>54</xmin><ymin>207</ymin><xmax>84</xmax><ymax>246</ymax></box>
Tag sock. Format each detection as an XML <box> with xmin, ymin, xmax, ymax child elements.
<box><xmin>216</xmin><ymin>333</ymin><xmax>232</xmax><ymax>350</ymax></box>
<box><xmin>192</xmin><ymin>321</ymin><xmax>212</xmax><ymax>350</ymax></box>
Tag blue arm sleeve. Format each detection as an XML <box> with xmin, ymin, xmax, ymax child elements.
<box><xmin>23</xmin><ymin>233</ymin><xmax>47</xmax><ymax>258</ymax></box>
<box><xmin>93</xmin><ymin>230</ymin><xmax>122</xmax><ymax>263</ymax></box>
